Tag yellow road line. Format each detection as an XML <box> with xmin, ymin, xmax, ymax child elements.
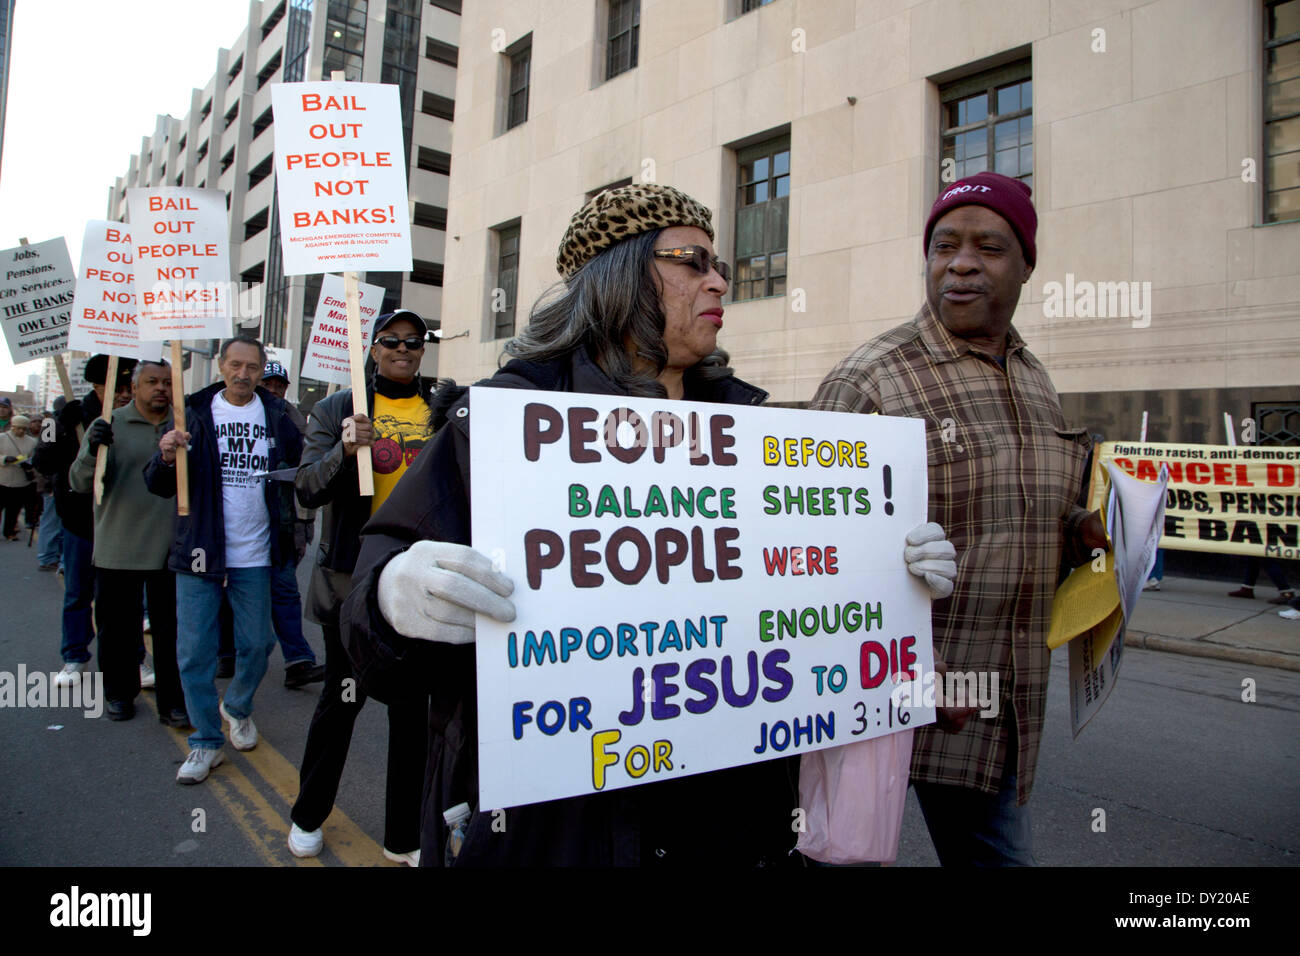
<box><xmin>140</xmin><ymin>661</ymin><xmax>392</xmax><ymax>866</ymax></box>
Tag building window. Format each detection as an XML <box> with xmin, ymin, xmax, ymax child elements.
<box><xmin>492</xmin><ymin>223</ymin><xmax>520</xmax><ymax>339</ymax></box>
<box><xmin>422</xmin><ymin>91</ymin><xmax>455</xmax><ymax>119</ymax></box>
<box><xmin>244</xmin><ymin>208</ymin><xmax>269</xmax><ymax>240</ymax></box>
<box><xmin>506</xmin><ymin>36</ymin><xmax>531</xmax><ymax>130</ymax></box>
<box><xmin>412</xmin><ymin>202</ymin><xmax>447</xmax><ymax>230</ymax></box>
<box><xmin>220</xmin><ymin>147</ymin><xmax>235</xmax><ymax>174</ymax></box>
<box><xmin>253</xmin><ymin>108</ymin><xmax>274</xmax><ymax>139</ymax></box>
<box><xmin>410</xmin><ymin>259</ymin><xmax>445</xmax><ymax>286</ymax></box>
<box><xmin>940</xmin><ymin>59</ymin><xmax>1033</xmax><ymax>188</ymax></box>
<box><xmin>734</xmin><ymin>136</ymin><xmax>789</xmax><ymax>301</ymax></box>
<box><xmin>200</xmin><ymin>98</ymin><xmax>212</xmax><ymax>120</ymax></box>
<box><xmin>224</xmin><ymin>101</ymin><xmax>240</xmax><ymax>131</ymax></box>
<box><xmin>323</xmin><ymin>0</ymin><xmax>368</xmax><ymax>81</ymax></box>
<box><xmin>383</xmin><ymin>0</ymin><xmax>422</xmax><ymax>168</ymax></box>
<box><xmin>741</xmin><ymin>0</ymin><xmax>776</xmax><ymax>12</ymax></box>
<box><xmin>429</xmin><ymin>0</ymin><xmax>461</xmax><ymax>13</ymax></box>
<box><xmin>417</xmin><ymin>147</ymin><xmax>451</xmax><ymax>174</ymax></box>
<box><xmin>261</xmin><ymin>1</ymin><xmax>286</xmax><ymax>38</ymax></box>
<box><xmin>248</xmin><ymin>155</ymin><xmax>274</xmax><ymax>189</ymax></box>
<box><xmin>195</xmin><ymin>140</ymin><xmax>208</xmax><ymax>162</ymax></box>
<box><xmin>227</xmin><ymin>55</ymin><xmax>244</xmax><ymax>83</ymax></box>
<box><xmin>1265</xmin><ymin>0</ymin><xmax>1300</xmax><ymax>222</ymax></box>
<box><xmin>257</xmin><ymin>51</ymin><xmax>282</xmax><ymax>88</ymax></box>
<box><xmin>176</xmin><ymin>134</ymin><xmax>187</xmax><ymax>152</ymax></box>
<box><xmin>426</xmin><ymin>36</ymin><xmax>458</xmax><ymax>66</ymax></box>
<box><xmin>606</xmin><ymin>0</ymin><xmax>640</xmax><ymax>80</ymax></box>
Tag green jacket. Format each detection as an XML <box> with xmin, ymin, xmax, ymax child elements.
<box><xmin>69</xmin><ymin>402</ymin><xmax>174</xmax><ymax>570</ymax></box>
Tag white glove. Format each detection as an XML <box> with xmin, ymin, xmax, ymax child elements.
<box><xmin>378</xmin><ymin>541</ymin><xmax>516</xmax><ymax>644</ymax></box>
<box><xmin>904</xmin><ymin>522</ymin><xmax>957</xmax><ymax>599</ymax></box>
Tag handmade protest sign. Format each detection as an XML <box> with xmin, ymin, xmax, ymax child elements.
<box><xmin>69</xmin><ymin>222</ymin><xmax>164</xmax><ymax>359</ymax></box>
<box><xmin>300</xmin><ymin>273</ymin><xmax>383</xmax><ymax>385</ymax></box>
<box><xmin>269</xmin><ymin>80</ymin><xmax>413</xmax><ymax>275</ymax></box>
<box><xmin>470</xmin><ymin>389</ymin><xmax>934</xmax><ymax>809</ymax></box>
<box><xmin>271</xmin><ymin>76</ymin><xmax>413</xmax><ymax>497</ymax></box>
<box><xmin>0</xmin><ymin>237</ymin><xmax>75</xmax><ymax>363</ymax></box>
<box><xmin>125</xmin><ymin>188</ymin><xmax>233</xmax><ymax>341</ymax></box>
<box><xmin>69</xmin><ymin>221</ymin><xmax>164</xmax><ymax>503</ymax></box>
<box><xmin>126</xmin><ymin>186</ymin><xmax>233</xmax><ymax>517</ymax></box>
<box><xmin>1089</xmin><ymin>441</ymin><xmax>1300</xmax><ymax>559</ymax></box>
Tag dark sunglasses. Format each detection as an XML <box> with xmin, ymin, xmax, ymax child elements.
<box><xmin>375</xmin><ymin>334</ymin><xmax>426</xmax><ymax>350</ymax></box>
<box><xmin>653</xmin><ymin>246</ymin><xmax>731</xmax><ymax>282</ymax></box>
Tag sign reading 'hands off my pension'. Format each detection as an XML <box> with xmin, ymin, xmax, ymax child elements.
<box><xmin>470</xmin><ymin>389</ymin><xmax>935</xmax><ymax>809</ymax></box>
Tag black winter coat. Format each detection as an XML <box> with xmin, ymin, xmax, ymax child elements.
<box><xmin>143</xmin><ymin>382</ymin><xmax>302</xmax><ymax>579</ymax></box>
<box><xmin>341</xmin><ymin>348</ymin><xmax>801</xmax><ymax>867</ymax></box>
<box><xmin>33</xmin><ymin>392</ymin><xmax>99</xmax><ymax>540</ymax></box>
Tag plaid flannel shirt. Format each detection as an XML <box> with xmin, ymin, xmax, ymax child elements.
<box><xmin>811</xmin><ymin>304</ymin><xmax>1092</xmax><ymax>803</ymax></box>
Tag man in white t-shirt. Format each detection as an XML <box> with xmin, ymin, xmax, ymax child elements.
<box><xmin>145</xmin><ymin>336</ymin><xmax>304</xmax><ymax>784</ymax></box>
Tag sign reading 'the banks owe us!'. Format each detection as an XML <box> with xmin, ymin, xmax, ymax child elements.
<box><xmin>470</xmin><ymin>389</ymin><xmax>934</xmax><ymax>809</ymax></box>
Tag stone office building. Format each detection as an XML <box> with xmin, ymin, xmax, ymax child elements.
<box><xmin>434</xmin><ymin>0</ymin><xmax>1299</xmax><ymax>452</ymax></box>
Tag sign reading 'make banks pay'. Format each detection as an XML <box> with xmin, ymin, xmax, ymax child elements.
<box><xmin>471</xmin><ymin>390</ymin><xmax>934</xmax><ymax>809</ymax></box>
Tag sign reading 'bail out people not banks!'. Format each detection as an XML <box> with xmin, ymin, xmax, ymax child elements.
<box><xmin>125</xmin><ymin>188</ymin><xmax>234</xmax><ymax>340</ymax></box>
<box><xmin>68</xmin><ymin>221</ymin><xmax>163</xmax><ymax>361</ymax></box>
<box><xmin>269</xmin><ymin>81</ymin><xmax>413</xmax><ymax>275</ymax></box>
<box><xmin>300</xmin><ymin>273</ymin><xmax>384</xmax><ymax>385</ymax></box>
<box><xmin>470</xmin><ymin>389</ymin><xmax>935</xmax><ymax>809</ymax></box>
<box><xmin>0</xmin><ymin>237</ymin><xmax>75</xmax><ymax>363</ymax></box>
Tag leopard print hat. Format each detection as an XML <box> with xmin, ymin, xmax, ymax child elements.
<box><xmin>556</xmin><ymin>183</ymin><xmax>715</xmax><ymax>279</ymax></box>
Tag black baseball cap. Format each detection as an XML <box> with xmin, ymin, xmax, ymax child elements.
<box><xmin>372</xmin><ymin>309</ymin><xmax>428</xmax><ymax>339</ymax></box>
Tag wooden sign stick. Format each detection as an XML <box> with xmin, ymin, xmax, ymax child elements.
<box><xmin>343</xmin><ymin>271</ymin><xmax>374</xmax><ymax>496</ymax></box>
<box><xmin>171</xmin><ymin>339</ymin><xmax>190</xmax><ymax>515</ymax></box>
<box><xmin>329</xmin><ymin>70</ymin><xmax>373</xmax><ymax>497</ymax></box>
<box><xmin>91</xmin><ymin>355</ymin><xmax>119</xmax><ymax>504</ymax></box>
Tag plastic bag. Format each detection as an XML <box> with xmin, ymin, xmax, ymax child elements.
<box><xmin>795</xmin><ymin>730</ymin><xmax>913</xmax><ymax>864</ymax></box>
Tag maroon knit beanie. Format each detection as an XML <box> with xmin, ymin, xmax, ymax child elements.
<box><xmin>924</xmin><ymin>172</ymin><xmax>1037</xmax><ymax>267</ymax></box>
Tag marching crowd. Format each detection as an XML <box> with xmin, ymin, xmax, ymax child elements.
<box><xmin>9</xmin><ymin>173</ymin><xmax>1125</xmax><ymax>867</ymax></box>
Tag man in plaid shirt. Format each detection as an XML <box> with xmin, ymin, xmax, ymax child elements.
<box><xmin>812</xmin><ymin>172</ymin><xmax>1107</xmax><ymax>865</ymax></box>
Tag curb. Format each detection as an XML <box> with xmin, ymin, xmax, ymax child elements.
<box><xmin>1127</xmin><ymin>630</ymin><xmax>1300</xmax><ymax>673</ymax></box>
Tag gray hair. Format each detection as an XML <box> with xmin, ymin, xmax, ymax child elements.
<box><xmin>219</xmin><ymin>335</ymin><xmax>267</xmax><ymax>365</ymax></box>
<box><xmin>503</xmin><ymin>229</ymin><xmax>734</xmax><ymax>398</ymax></box>
<box><xmin>131</xmin><ymin>358</ymin><xmax>171</xmax><ymax>385</ymax></box>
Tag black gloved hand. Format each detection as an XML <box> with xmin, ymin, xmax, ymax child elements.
<box><xmin>86</xmin><ymin>418</ymin><xmax>114</xmax><ymax>451</ymax></box>
<box><xmin>2</xmin><ymin>455</ymin><xmax>15</xmax><ymax>465</ymax></box>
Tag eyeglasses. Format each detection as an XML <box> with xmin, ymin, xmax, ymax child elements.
<box><xmin>375</xmin><ymin>335</ymin><xmax>426</xmax><ymax>350</ymax></box>
<box><xmin>653</xmin><ymin>246</ymin><xmax>731</xmax><ymax>282</ymax></box>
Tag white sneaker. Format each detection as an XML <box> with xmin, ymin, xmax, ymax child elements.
<box><xmin>288</xmin><ymin>823</ymin><xmax>323</xmax><ymax>858</ymax></box>
<box><xmin>177</xmin><ymin>748</ymin><xmax>224</xmax><ymax>784</ymax></box>
<box><xmin>383</xmin><ymin>847</ymin><xmax>420</xmax><ymax>867</ymax></box>
<box><xmin>142</xmin><ymin>615</ymin><xmax>151</xmax><ymax>633</ymax></box>
<box><xmin>219</xmin><ymin>699</ymin><xmax>258</xmax><ymax>751</ymax></box>
<box><xmin>1142</xmin><ymin>578</ymin><xmax>1161</xmax><ymax>591</ymax></box>
<box><xmin>1279</xmin><ymin>608</ymin><xmax>1300</xmax><ymax>620</ymax></box>
<box><xmin>54</xmin><ymin>662</ymin><xmax>85</xmax><ymax>687</ymax></box>
<box><xmin>139</xmin><ymin>661</ymin><xmax>156</xmax><ymax>689</ymax></box>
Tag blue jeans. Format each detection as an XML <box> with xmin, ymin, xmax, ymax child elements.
<box><xmin>1147</xmin><ymin>548</ymin><xmax>1164</xmax><ymax>582</ymax></box>
<box><xmin>36</xmin><ymin>493</ymin><xmax>63</xmax><ymax>566</ymax></box>
<box><xmin>270</xmin><ymin>557</ymin><xmax>315</xmax><ymax>666</ymax></box>
<box><xmin>60</xmin><ymin>529</ymin><xmax>95</xmax><ymax>664</ymax></box>
<box><xmin>176</xmin><ymin>567</ymin><xmax>274</xmax><ymax>750</ymax></box>
<box><xmin>913</xmin><ymin>762</ymin><xmax>1035</xmax><ymax>866</ymax></box>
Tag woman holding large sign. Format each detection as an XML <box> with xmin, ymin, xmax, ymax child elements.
<box><xmin>342</xmin><ymin>185</ymin><xmax>957</xmax><ymax>865</ymax></box>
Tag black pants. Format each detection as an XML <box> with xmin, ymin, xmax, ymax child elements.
<box><xmin>0</xmin><ymin>483</ymin><xmax>37</xmax><ymax>538</ymax></box>
<box><xmin>291</xmin><ymin>623</ymin><xmax>428</xmax><ymax>853</ymax></box>
<box><xmin>94</xmin><ymin>566</ymin><xmax>185</xmax><ymax>713</ymax></box>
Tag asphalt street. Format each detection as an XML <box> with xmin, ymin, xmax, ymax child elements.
<box><xmin>0</xmin><ymin>530</ymin><xmax>1295</xmax><ymax>867</ymax></box>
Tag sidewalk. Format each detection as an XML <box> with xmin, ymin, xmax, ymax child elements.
<box><xmin>1126</xmin><ymin>574</ymin><xmax>1300</xmax><ymax>672</ymax></box>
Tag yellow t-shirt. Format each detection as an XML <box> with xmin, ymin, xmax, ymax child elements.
<box><xmin>370</xmin><ymin>393</ymin><xmax>431</xmax><ymax>514</ymax></box>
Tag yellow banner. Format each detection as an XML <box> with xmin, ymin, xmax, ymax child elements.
<box><xmin>1089</xmin><ymin>442</ymin><xmax>1300</xmax><ymax>559</ymax></box>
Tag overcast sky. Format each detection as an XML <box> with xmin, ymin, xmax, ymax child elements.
<box><xmin>0</xmin><ymin>0</ymin><xmax>254</xmax><ymax>391</ymax></box>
